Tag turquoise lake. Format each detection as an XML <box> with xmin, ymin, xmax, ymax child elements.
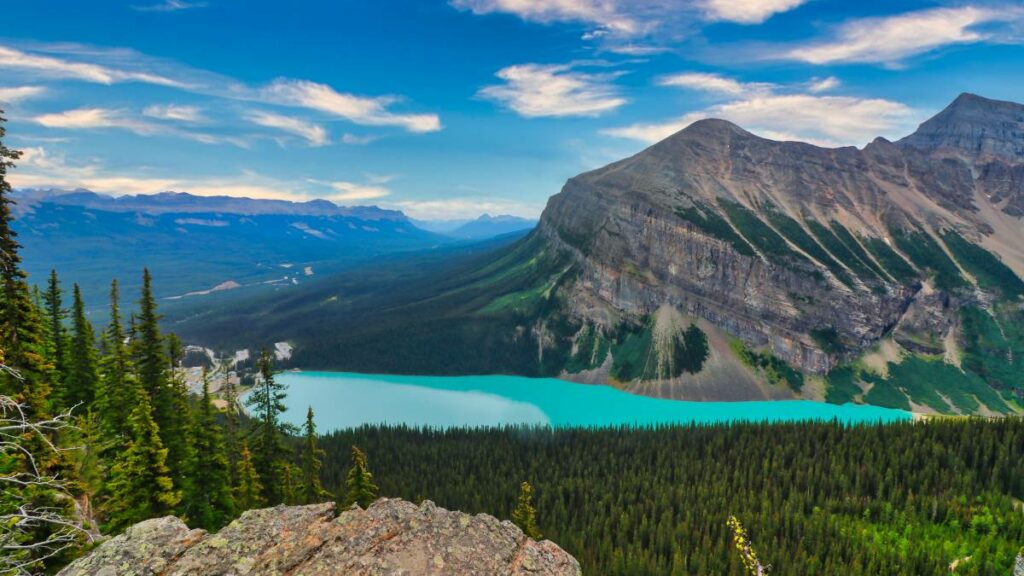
<box><xmin>276</xmin><ymin>372</ymin><xmax>911</xmax><ymax>431</ymax></box>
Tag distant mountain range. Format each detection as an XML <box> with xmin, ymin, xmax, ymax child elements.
<box><xmin>413</xmin><ymin>214</ymin><xmax>536</xmax><ymax>239</ymax></box>
<box><xmin>12</xmin><ymin>189</ymin><xmax>445</xmax><ymax>315</ymax></box>
<box><xmin>176</xmin><ymin>93</ymin><xmax>1024</xmax><ymax>416</ymax></box>
<box><xmin>14</xmin><ymin>189</ymin><xmax>538</xmax><ymax>314</ymax></box>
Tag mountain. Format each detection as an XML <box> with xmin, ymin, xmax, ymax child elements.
<box><xmin>58</xmin><ymin>499</ymin><xmax>580</xmax><ymax>576</ymax></box>
<box><xmin>177</xmin><ymin>93</ymin><xmax>1024</xmax><ymax>416</ymax></box>
<box><xmin>13</xmin><ymin>189</ymin><xmax>446</xmax><ymax>314</ymax></box>
<box><xmin>14</xmin><ymin>188</ymin><xmax>406</xmax><ymax>219</ymax></box>
<box><xmin>447</xmin><ymin>214</ymin><xmax>536</xmax><ymax>239</ymax></box>
<box><xmin>412</xmin><ymin>214</ymin><xmax>537</xmax><ymax>239</ymax></box>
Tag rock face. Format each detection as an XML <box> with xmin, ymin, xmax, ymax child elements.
<box><xmin>58</xmin><ymin>499</ymin><xmax>581</xmax><ymax>576</ymax></box>
<box><xmin>533</xmin><ymin>93</ymin><xmax>1024</xmax><ymax>386</ymax></box>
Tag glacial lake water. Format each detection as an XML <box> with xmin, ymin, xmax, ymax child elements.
<box><xmin>275</xmin><ymin>371</ymin><xmax>911</xmax><ymax>431</ymax></box>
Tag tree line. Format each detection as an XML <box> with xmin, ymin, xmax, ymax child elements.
<box><xmin>317</xmin><ymin>421</ymin><xmax>1024</xmax><ymax>576</ymax></box>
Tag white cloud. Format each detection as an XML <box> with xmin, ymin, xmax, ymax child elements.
<box><xmin>328</xmin><ymin>181</ymin><xmax>391</xmax><ymax>202</ymax></box>
<box><xmin>703</xmin><ymin>0</ymin><xmax>807</xmax><ymax>24</ymax></box>
<box><xmin>33</xmin><ymin>108</ymin><xmax>161</xmax><ymax>135</ymax></box>
<box><xmin>143</xmin><ymin>104</ymin><xmax>206</xmax><ymax>122</ymax></box>
<box><xmin>807</xmin><ymin>76</ymin><xmax>840</xmax><ymax>93</ymax></box>
<box><xmin>132</xmin><ymin>0</ymin><xmax>207</xmax><ymax>12</ymax></box>
<box><xmin>480</xmin><ymin>63</ymin><xmax>626</xmax><ymax>118</ymax></box>
<box><xmin>386</xmin><ymin>197</ymin><xmax>540</xmax><ymax>220</ymax></box>
<box><xmin>606</xmin><ymin>73</ymin><xmax>918</xmax><ymax>147</ymax></box>
<box><xmin>33</xmin><ymin>107</ymin><xmax>249</xmax><ymax>148</ymax></box>
<box><xmin>0</xmin><ymin>45</ymin><xmax>186</xmax><ymax>87</ymax></box>
<box><xmin>245</xmin><ymin>110</ymin><xmax>329</xmax><ymax>147</ymax></box>
<box><xmin>787</xmin><ymin>6</ymin><xmax>1020</xmax><ymax>65</ymax></box>
<box><xmin>0</xmin><ymin>86</ymin><xmax>47</xmax><ymax>104</ymax></box>
<box><xmin>452</xmin><ymin>0</ymin><xmax>640</xmax><ymax>34</ymax></box>
<box><xmin>260</xmin><ymin>79</ymin><xmax>441</xmax><ymax>133</ymax></box>
<box><xmin>657</xmin><ymin>72</ymin><xmax>773</xmax><ymax>96</ymax></box>
<box><xmin>341</xmin><ymin>133</ymin><xmax>380</xmax><ymax>145</ymax></box>
<box><xmin>1</xmin><ymin>42</ymin><xmax>441</xmax><ymax>136</ymax></box>
<box><xmin>11</xmin><ymin>149</ymin><xmax>303</xmax><ymax>199</ymax></box>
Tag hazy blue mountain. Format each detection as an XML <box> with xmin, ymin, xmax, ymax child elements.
<box><xmin>13</xmin><ymin>189</ymin><xmax>446</xmax><ymax>314</ymax></box>
<box><xmin>446</xmin><ymin>214</ymin><xmax>536</xmax><ymax>239</ymax></box>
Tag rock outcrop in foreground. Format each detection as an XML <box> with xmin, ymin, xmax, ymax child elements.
<box><xmin>58</xmin><ymin>499</ymin><xmax>581</xmax><ymax>576</ymax></box>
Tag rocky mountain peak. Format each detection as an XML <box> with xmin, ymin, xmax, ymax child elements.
<box><xmin>899</xmin><ymin>92</ymin><xmax>1024</xmax><ymax>161</ymax></box>
<box><xmin>58</xmin><ymin>498</ymin><xmax>581</xmax><ymax>576</ymax></box>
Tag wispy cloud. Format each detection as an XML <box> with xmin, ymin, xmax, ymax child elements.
<box><xmin>453</xmin><ymin>0</ymin><xmax>808</xmax><ymax>50</ymax></box>
<box><xmin>606</xmin><ymin>73</ymin><xmax>918</xmax><ymax>147</ymax></box>
<box><xmin>657</xmin><ymin>72</ymin><xmax>773</xmax><ymax>96</ymax></box>
<box><xmin>132</xmin><ymin>0</ymin><xmax>207</xmax><ymax>12</ymax></box>
<box><xmin>786</xmin><ymin>6</ymin><xmax>1023</xmax><ymax>65</ymax></box>
<box><xmin>0</xmin><ymin>45</ymin><xmax>187</xmax><ymax>87</ymax></box>
<box><xmin>0</xmin><ymin>86</ymin><xmax>47</xmax><ymax>104</ymax></box>
<box><xmin>807</xmin><ymin>76</ymin><xmax>840</xmax><ymax>93</ymax></box>
<box><xmin>452</xmin><ymin>0</ymin><xmax>641</xmax><ymax>35</ymax></box>
<box><xmin>33</xmin><ymin>106</ymin><xmax>249</xmax><ymax>147</ymax></box>
<box><xmin>260</xmin><ymin>79</ymin><xmax>442</xmax><ymax>133</ymax></box>
<box><xmin>341</xmin><ymin>133</ymin><xmax>380</xmax><ymax>145</ymax></box>
<box><xmin>702</xmin><ymin>0</ymin><xmax>808</xmax><ymax>24</ymax></box>
<box><xmin>143</xmin><ymin>104</ymin><xmax>206</xmax><ymax>122</ymax></box>
<box><xmin>328</xmin><ymin>180</ymin><xmax>392</xmax><ymax>202</ymax></box>
<box><xmin>33</xmin><ymin>107</ymin><xmax>161</xmax><ymax>135</ymax></box>
<box><xmin>386</xmin><ymin>196</ymin><xmax>540</xmax><ymax>220</ymax></box>
<box><xmin>12</xmin><ymin>148</ymin><xmax>305</xmax><ymax>199</ymax></box>
<box><xmin>0</xmin><ymin>42</ymin><xmax>442</xmax><ymax>137</ymax></box>
<box><xmin>245</xmin><ymin>110</ymin><xmax>328</xmax><ymax>147</ymax></box>
<box><xmin>480</xmin><ymin>63</ymin><xmax>626</xmax><ymax>118</ymax></box>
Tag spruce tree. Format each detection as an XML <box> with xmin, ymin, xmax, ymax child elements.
<box><xmin>511</xmin><ymin>481</ymin><xmax>541</xmax><ymax>540</ymax></box>
<box><xmin>164</xmin><ymin>333</ymin><xmax>197</xmax><ymax>515</ymax></box>
<box><xmin>101</xmin><ymin>388</ymin><xmax>179</xmax><ymax>533</ymax></box>
<box><xmin>96</xmin><ymin>279</ymin><xmax>136</xmax><ymax>440</ymax></box>
<box><xmin>246</xmin><ymin>348</ymin><xmax>291</xmax><ymax>504</ymax></box>
<box><xmin>188</xmin><ymin>370</ymin><xmax>235</xmax><ymax>530</ymax></box>
<box><xmin>343</xmin><ymin>445</ymin><xmax>378</xmax><ymax>509</ymax></box>
<box><xmin>42</xmin><ymin>269</ymin><xmax>68</xmax><ymax>386</ymax></box>
<box><xmin>133</xmin><ymin>269</ymin><xmax>193</xmax><ymax>494</ymax></box>
<box><xmin>0</xmin><ymin>108</ymin><xmax>51</xmax><ymax>413</ymax></box>
<box><xmin>64</xmin><ymin>284</ymin><xmax>99</xmax><ymax>409</ymax></box>
<box><xmin>221</xmin><ymin>369</ymin><xmax>241</xmax><ymax>490</ymax></box>
<box><xmin>300</xmin><ymin>406</ymin><xmax>329</xmax><ymax>504</ymax></box>
<box><xmin>234</xmin><ymin>443</ymin><xmax>264</xmax><ymax>511</ymax></box>
<box><xmin>0</xmin><ymin>108</ymin><xmax>77</xmax><ymax>571</ymax></box>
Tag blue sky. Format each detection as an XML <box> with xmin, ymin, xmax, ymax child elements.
<box><xmin>2</xmin><ymin>0</ymin><xmax>1023</xmax><ymax>219</ymax></box>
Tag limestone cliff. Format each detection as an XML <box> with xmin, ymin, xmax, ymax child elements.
<box><xmin>57</xmin><ymin>499</ymin><xmax>581</xmax><ymax>576</ymax></box>
<box><xmin>526</xmin><ymin>93</ymin><xmax>1024</xmax><ymax>410</ymax></box>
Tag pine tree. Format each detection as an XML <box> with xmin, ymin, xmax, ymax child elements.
<box><xmin>0</xmin><ymin>108</ymin><xmax>78</xmax><ymax>571</ymax></box>
<box><xmin>133</xmin><ymin>270</ymin><xmax>193</xmax><ymax>494</ymax></box>
<box><xmin>64</xmin><ymin>284</ymin><xmax>99</xmax><ymax>409</ymax></box>
<box><xmin>512</xmin><ymin>481</ymin><xmax>542</xmax><ymax>540</ymax></box>
<box><xmin>101</xmin><ymin>388</ymin><xmax>180</xmax><ymax>533</ymax></box>
<box><xmin>234</xmin><ymin>443</ymin><xmax>264</xmax><ymax>511</ymax></box>
<box><xmin>246</xmin><ymin>348</ymin><xmax>291</xmax><ymax>504</ymax></box>
<box><xmin>343</xmin><ymin>445</ymin><xmax>378</xmax><ymax>509</ymax></box>
<box><xmin>221</xmin><ymin>369</ymin><xmax>241</xmax><ymax>490</ymax></box>
<box><xmin>96</xmin><ymin>279</ymin><xmax>136</xmax><ymax>440</ymax></box>
<box><xmin>187</xmin><ymin>370</ymin><xmax>235</xmax><ymax>530</ymax></box>
<box><xmin>42</xmin><ymin>269</ymin><xmax>68</xmax><ymax>386</ymax></box>
<box><xmin>300</xmin><ymin>407</ymin><xmax>329</xmax><ymax>504</ymax></box>
<box><xmin>0</xmin><ymin>108</ymin><xmax>51</xmax><ymax>413</ymax></box>
<box><xmin>164</xmin><ymin>333</ymin><xmax>197</xmax><ymax>515</ymax></box>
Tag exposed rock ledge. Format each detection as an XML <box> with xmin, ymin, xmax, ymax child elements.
<box><xmin>58</xmin><ymin>498</ymin><xmax>581</xmax><ymax>576</ymax></box>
